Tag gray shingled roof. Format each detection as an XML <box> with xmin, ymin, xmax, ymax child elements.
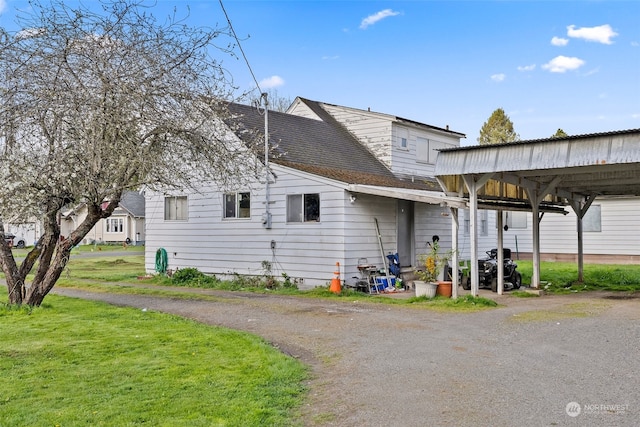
<box><xmin>227</xmin><ymin>102</ymin><xmax>439</xmax><ymax>191</ymax></box>
<box><xmin>119</xmin><ymin>191</ymin><xmax>145</xmax><ymax>217</ymax></box>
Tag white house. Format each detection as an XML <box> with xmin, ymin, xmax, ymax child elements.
<box><xmin>61</xmin><ymin>191</ymin><xmax>146</xmax><ymax>245</ymax></box>
<box><xmin>144</xmin><ymin>98</ymin><xmax>466</xmax><ymax>288</ymax></box>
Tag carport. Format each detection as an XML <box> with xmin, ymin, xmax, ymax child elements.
<box><xmin>434</xmin><ymin>128</ymin><xmax>640</xmax><ymax>296</ymax></box>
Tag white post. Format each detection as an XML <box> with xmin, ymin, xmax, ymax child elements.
<box><xmin>497</xmin><ymin>210</ymin><xmax>504</xmax><ymax>295</ymax></box>
<box><xmin>451</xmin><ymin>208</ymin><xmax>459</xmax><ymax>298</ymax></box>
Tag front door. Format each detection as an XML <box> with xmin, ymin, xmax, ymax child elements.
<box><xmin>397</xmin><ymin>200</ymin><xmax>414</xmax><ymax>268</ymax></box>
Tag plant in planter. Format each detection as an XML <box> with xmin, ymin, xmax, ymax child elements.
<box><xmin>416</xmin><ymin>240</ymin><xmax>454</xmax><ymax>297</ymax></box>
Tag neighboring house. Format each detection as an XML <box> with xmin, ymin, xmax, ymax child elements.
<box><xmin>1</xmin><ymin>219</ymin><xmax>41</xmax><ymax>248</ymax></box>
<box><xmin>492</xmin><ymin>197</ymin><xmax>640</xmax><ymax>264</ymax></box>
<box><xmin>144</xmin><ymin>97</ymin><xmax>466</xmax><ymax>287</ymax></box>
<box><xmin>61</xmin><ymin>191</ymin><xmax>146</xmax><ymax>245</ymax></box>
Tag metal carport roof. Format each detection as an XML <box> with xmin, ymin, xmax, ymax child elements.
<box><xmin>433</xmin><ymin>128</ymin><xmax>640</xmax><ymax>296</ymax></box>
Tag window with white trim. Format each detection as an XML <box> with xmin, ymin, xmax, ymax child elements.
<box><xmin>224</xmin><ymin>192</ymin><xmax>251</xmax><ymax>219</ymax></box>
<box><xmin>164</xmin><ymin>196</ymin><xmax>188</xmax><ymax>221</ymax></box>
<box><xmin>583</xmin><ymin>205</ymin><xmax>601</xmax><ymax>232</ymax></box>
<box><xmin>287</xmin><ymin>193</ymin><xmax>320</xmax><ymax>223</ymax></box>
<box><xmin>106</xmin><ymin>218</ymin><xmax>123</xmax><ymax>233</ymax></box>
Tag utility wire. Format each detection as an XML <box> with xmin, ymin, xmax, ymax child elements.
<box><xmin>218</xmin><ymin>0</ymin><xmax>262</xmax><ymax>96</ymax></box>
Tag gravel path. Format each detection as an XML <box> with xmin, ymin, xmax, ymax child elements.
<box><xmin>53</xmin><ymin>286</ymin><xmax>639</xmax><ymax>426</ymax></box>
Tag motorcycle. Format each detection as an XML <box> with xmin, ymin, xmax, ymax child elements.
<box><xmin>462</xmin><ymin>248</ymin><xmax>522</xmax><ymax>292</ymax></box>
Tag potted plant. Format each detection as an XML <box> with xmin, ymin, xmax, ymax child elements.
<box><xmin>415</xmin><ymin>240</ymin><xmax>453</xmax><ymax>298</ymax></box>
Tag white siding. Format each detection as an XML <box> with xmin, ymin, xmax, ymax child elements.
<box><xmin>391</xmin><ymin>123</ymin><xmax>461</xmax><ymax>181</ymax></box>
<box><xmin>321</xmin><ymin>104</ymin><xmax>394</xmax><ymax>168</ymax></box>
<box><xmin>342</xmin><ymin>194</ymin><xmax>396</xmax><ymax>282</ymax></box>
<box><xmin>456</xmin><ymin>209</ymin><xmax>500</xmax><ymax>260</ymax></box>
<box><xmin>286</xmin><ymin>101</ymin><xmax>322</xmax><ymax>120</ymax></box>
<box><xmin>505</xmin><ymin>197</ymin><xmax>640</xmax><ymax>257</ymax></box>
<box><xmin>146</xmin><ymin>171</ymin><xmax>347</xmax><ymax>287</ymax></box>
<box><xmin>145</xmin><ymin>165</ymin><xmax>469</xmax><ymax>287</ymax></box>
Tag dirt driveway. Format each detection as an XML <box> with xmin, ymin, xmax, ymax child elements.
<box><xmin>53</xmin><ymin>286</ymin><xmax>639</xmax><ymax>426</ymax></box>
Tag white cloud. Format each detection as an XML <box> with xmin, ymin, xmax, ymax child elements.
<box><xmin>632</xmin><ymin>41</ymin><xmax>639</xmax><ymax>47</ymax></box>
<box><xmin>491</xmin><ymin>73</ymin><xmax>505</xmax><ymax>82</ymax></box>
<box><xmin>259</xmin><ymin>75</ymin><xmax>285</xmax><ymax>89</ymax></box>
<box><xmin>322</xmin><ymin>55</ymin><xmax>339</xmax><ymax>60</ymax></box>
<box><xmin>15</xmin><ymin>27</ymin><xmax>46</xmax><ymax>40</ymax></box>
<box><xmin>517</xmin><ymin>64</ymin><xmax>536</xmax><ymax>72</ymax></box>
<box><xmin>360</xmin><ymin>9</ymin><xmax>400</xmax><ymax>29</ymax></box>
<box><xmin>583</xmin><ymin>67</ymin><xmax>600</xmax><ymax>77</ymax></box>
<box><xmin>542</xmin><ymin>56</ymin><xmax>585</xmax><ymax>73</ymax></box>
<box><xmin>567</xmin><ymin>24</ymin><xmax>618</xmax><ymax>44</ymax></box>
<box><xmin>0</xmin><ymin>0</ymin><xmax>6</xmax><ymax>14</ymax></box>
<box><xmin>551</xmin><ymin>36</ymin><xmax>569</xmax><ymax>46</ymax></box>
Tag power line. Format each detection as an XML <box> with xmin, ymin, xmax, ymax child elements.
<box><xmin>218</xmin><ymin>0</ymin><xmax>262</xmax><ymax>95</ymax></box>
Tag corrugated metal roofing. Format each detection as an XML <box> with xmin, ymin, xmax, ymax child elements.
<box><xmin>435</xmin><ymin>129</ymin><xmax>640</xmax><ymax>205</ymax></box>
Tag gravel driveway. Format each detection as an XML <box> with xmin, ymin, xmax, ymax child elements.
<box><xmin>53</xmin><ymin>286</ymin><xmax>639</xmax><ymax>426</ymax></box>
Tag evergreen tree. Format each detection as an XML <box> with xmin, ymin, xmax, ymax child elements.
<box><xmin>551</xmin><ymin>128</ymin><xmax>568</xmax><ymax>138</ymax></box>
<box><xmin>477</xmin><ymin>108</ymin><xmax>520</xmax><ymax>145</ymax></box>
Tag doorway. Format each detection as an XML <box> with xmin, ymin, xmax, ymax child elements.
<box><xmin>397</xmin><ymin>200</ymin><xmax>414</xmax><ymax>268</ymax></box>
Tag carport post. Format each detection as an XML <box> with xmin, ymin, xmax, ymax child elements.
<box><xmin>529</xmin><ymin>197</ymin><xmax>541</xmax><ymax>288</ymax></box>
<box><xmin>450</xmin><ymin>207</ymin><xmax>459</xmax><ymax>298</ymax></box>
<box><xmin>462</xmin><ymin>173</ymin><xmax>493</xmax><ymax>297</ymax></box>
<box><xmin>497</xmin><ymin>211</ymin><xmax>504</xmax><ymax>295</ymax></box>
<box><xmin>464</xmin><ymin>177</ymin><xmax>479</xmax><ymax>296</ymax></box>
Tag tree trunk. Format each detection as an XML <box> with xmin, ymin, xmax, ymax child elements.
<box><xmin>2</xmin><ymin>197</ymin><xmax>120</xmax><ymax>307</ymax></box>
<box><xmin>25</xmin><ymin>243</ymin><xmax>72</xmax><ymax>306</ymax></box>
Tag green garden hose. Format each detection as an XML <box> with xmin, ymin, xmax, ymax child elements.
<box><xmin>155</xmin><ymin>248</ymin><xmax>168</xmax><ymax>274</ymax></box>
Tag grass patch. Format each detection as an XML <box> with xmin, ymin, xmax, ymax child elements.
<box><xmin>0</xmin><ymin>290</ymin><xmax>307</xmax><ymax>426</ymax></box>
<box><xmin>405</xmin><ymin>294</ymin><xmax>498</xmax><ymax>312</ymax></box>
<box><xmin>509</xmin><ymin>301</ymin><xmax>611</xmax><ymax>323</ymax></box>
<box><xmin>510</xmin><ymin>290</ymin><xmax>540</xmax><ymax>298</ymax></box>
<box><xmin>59</xmin><ymin>256</ymin><xmax>145</xmax><ymax>282</ymax></box>
<box><xmin>515</xmin><ymin>260</ymin><xmax>640</xmax><ymax>294</ymax></box>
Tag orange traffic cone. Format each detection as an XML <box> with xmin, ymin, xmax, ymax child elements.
<box><xmin>330</xmin><ymin>262</ymin><xmax>342</xmax><ymax>293</ymax></box>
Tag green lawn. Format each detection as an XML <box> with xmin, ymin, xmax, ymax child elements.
<box><xmin>0</xmin><ymin>290</ymin><xmax>308</xmax><ymax>426</ymax></box>
<box><xmin>515</xmin><ymin>259</ymin><xmax>640</xmax><ymax>293</ymax></box>
<box><xmin>2</xmin><ymin>248</ymin><xmax>640</xmax><ymax>424</ymax></box>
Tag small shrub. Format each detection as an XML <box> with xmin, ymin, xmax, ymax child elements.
<box><xmin>171</xmin><ymin>268</ymin><xmax>218</xmax><ymax>287</ymax></box>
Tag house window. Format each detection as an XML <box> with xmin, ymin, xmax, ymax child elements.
<box><xmin>416</xmin><ymin>137</ymin><xmax>428</xmax><ymax>162</ymax></box>
<box><xmin>416</xmin><ymin>138</ymin><xmax>446</xmax><ymax>164</ymax></box>
<box><xmin>106</xmin><ymin>218</ymin><xmax>123</xmax><ymax>233</ymax></box>
<box><xmin>164</xmin><ymin>196</ymin><xmax>188</xmax><ymax>221</ymax></box>
<box><xmin>224</xmin><ymin>192</ymin><xmax>251</xmax><ymax>219</ymax></box>
<box><xmin>583</xmin><ymin>205</ymin><xmax>601</xmax><ymax>232</ymax></box>
<box><xmin>287</xmin><ymin>193</ymin><xmax>320</xmax><ymax>223</ymax></box>
<box><xmin>398</xmin><ymin>128</ymin><xmax>408</xmax><ymax>149</ymax></box>
<box><xmin>506</xmin><ymin>211</ymin><xmax>527</xmax><ymax>229</ymax></box>
<box><xmin>480</xmin><ymin>210</ymin><xmax>488</xmax><ymax>235</ymax></box>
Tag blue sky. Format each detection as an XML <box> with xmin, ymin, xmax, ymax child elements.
<box><xmin>1</xmin><ymin>1</ymin><xmax>639</xmax><ymax>144</ymax></box>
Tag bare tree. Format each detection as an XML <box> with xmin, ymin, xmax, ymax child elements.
<box><xmin>0</xmin><ymin>0</ymin><xmax>262</xmax><ymax>306</ymax></box>
<box><xmin>249</xmin><ymin>89</ymin><xmax>293</xmax><ymax>113</ymax></box>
